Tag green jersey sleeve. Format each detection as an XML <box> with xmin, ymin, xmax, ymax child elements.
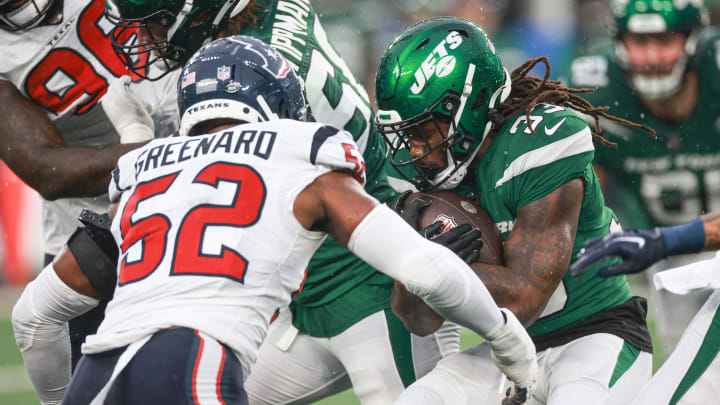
<box><xmin>491</xmin><ymin>107</ymin><xmax>595</xmax><ymax>212</ymax></box>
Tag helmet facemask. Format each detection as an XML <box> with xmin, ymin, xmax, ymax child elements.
<box><xmin>105</xmin><ymin>0</ymin><xmax>250</xmax><ymax>81</ymax></box>
<box><xmin>377</xmin><ymin>65</ymin><xmax>510</xmax><ymax>191</ymax></box>
<box><xmin>0</xmin><ymin>0</ymin><xmax>56</xmax><ymax>30</ymax></box>
<box><xmin>611</xmin><ymin>0</ymin><xmax>708</xmax><ymax>100</ymax></box>
<box><xmin>614</xmin><ymin>30</ymin><xmax>697</xmax><ymax>100</ymax></box>
<box><xmin>375</xmin><ymin>17</ymin><xmax>510</xmax><ymax>191</ymax></box>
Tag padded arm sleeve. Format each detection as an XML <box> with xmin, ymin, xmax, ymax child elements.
<box><xmin>11</xmin><ymin>264</ymin><xmax>100</xmax><ymax>404</ymax></box>
<box><xmin>347</xmin><ymin>204</ymin><xmax>504</xmax><ymax>337</ymax></box>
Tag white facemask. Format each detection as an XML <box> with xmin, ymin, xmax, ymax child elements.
<box><xmin>0</xmin><ymin>0</ymin><xmax>52</xmax><ymax>29</ymax></box>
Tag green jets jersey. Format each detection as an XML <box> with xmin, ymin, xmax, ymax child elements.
<box><xmin>471</xmin><ymin>104</ymin><xmax>632</xmax><ymax>337</ymax></box>
<box><xmin>242</xmin><ymin>0</ymin><xmax>397</xmax><ymax>337</ymax></box>
<box><xmin>567</xmin><ymin>28</ymin><xmax>720</xmax><ymax>229</ymax></box>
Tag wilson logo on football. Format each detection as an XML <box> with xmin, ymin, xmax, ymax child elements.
<box><xmin>433</xmin><ymin>214</ymin><xmax>458</xmax><ymax>232</ymax></box>
<box><xmin>411</xmin><ymin>31</ymin><xmax>463</xmax><ymax>95</ymax></box>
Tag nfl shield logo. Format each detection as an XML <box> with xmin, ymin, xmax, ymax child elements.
<box><xmin>433</xmin><ymin>215</ymin><xmax>458</xmax><ymax>232</ymax></box>
<box><xmin>217</xmin><ymin>66</ymin><xmax>231</xmax><ymax>80</ymax></box>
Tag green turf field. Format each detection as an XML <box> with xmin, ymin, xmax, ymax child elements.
<box><xmin>0</xmin><ymin>277</ymin><xmax>667</xmax><ymax>404</ymax></box>
<box><xmin>0</xmin><ymin>318</ymin><xmax>486</xmax><ymax>405</ymax></box>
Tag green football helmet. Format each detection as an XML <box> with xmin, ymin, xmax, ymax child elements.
<box><xmin>105</xmin><ymin>0</ymin><xmax>250</xmax><ymax>80</ymax></box>
<box><xmin>611</xmin><ymin>0</ymin><xmax>708</xmax><ymax>99</ymax></box>
<box><xmin>375</xmin><ymin>16</ymin><xmax>510</xmax><ymax>191</ymax></box>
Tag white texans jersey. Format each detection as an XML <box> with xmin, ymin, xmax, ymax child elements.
<box><xmin>0</xmin><ymin>0</ymin><xmax>179</xmax><ymax>254</ymax></box>
<box><xmin>83</xmin><ymin>120</ymin><xmax>367</xmax><ymax>378</ymax></box>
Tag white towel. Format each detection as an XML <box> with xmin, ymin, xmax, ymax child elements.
<box><xmin>653</xmin><ymin>251</ymin><xmax>720</xmax><ymax>295</ymax></box>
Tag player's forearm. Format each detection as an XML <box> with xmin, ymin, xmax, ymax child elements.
<box><xmin>0</xmin><ymin>80</ymin><xmax>141</xmax><ymax>198</ymax></box>
<box><xmin>469</xmin><ymin>262</ymin><xmax>554</xmax><ymax>327</ymax></box>
<box><xmin>701</xmin><ymin>211</ymin><xmax>720</xmax><ymax>251</ymax></box>
<box><xmin>348</xmin><ymin>204</ymin><xmax>505</xmax><ymax>337</ymax></box>
<box><xmin>9</xmin><ymin>143</ymin><xmax>140</xmax><ymax>199</ymax></box>
<box><xmin>484</xmin><ymin>179</ymin><xmax>582</xmax><ymax>326</ymax></box>
<box><xmin>390</xmin><ymin>281</ymin><xmax>444</xmax><ymax>336</ymax></box>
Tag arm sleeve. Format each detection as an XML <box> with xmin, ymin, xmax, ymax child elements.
<box><xmin>11</xmin><ymin>264</ymin><xmax>100</xmax><ymax>404</ymax></box>
<box><xmin>347</xmin><ymin>204</ymin><xmax>503</xmax><ymax>337</ymax></box>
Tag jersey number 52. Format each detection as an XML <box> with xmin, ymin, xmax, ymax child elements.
<box><xmin>118</xmin><ymin>162</ymin><xmax>265</xmax><ymax>285</ymax></box>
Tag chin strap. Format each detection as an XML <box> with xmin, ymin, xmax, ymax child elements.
<box><xmin>431</xmin><ymin>64</ymin><xmax>476</xmax><ymax>189</ymax></box>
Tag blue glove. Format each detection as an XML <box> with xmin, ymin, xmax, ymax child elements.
<box><xmin>570</xmin><ymin>228</ymin><xmax>667</xmax><ymax>278</ymax></box>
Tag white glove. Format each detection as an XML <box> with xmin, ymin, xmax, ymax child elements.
<box><xmin>485</xmin><ymin>309</ymin><xmax>538</xmax><ymax>399</ymax></box>
<box><xmin>101</xmin><ymin>75</ymin><xmax>155</xmax><ymax>143</ymax></box>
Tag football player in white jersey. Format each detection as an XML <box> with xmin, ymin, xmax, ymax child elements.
<box><xmin>572</xmin><ymin>212</ymin><xmax>720</xmax><ymax>404</ymax></box>
<box><xmin>12</xmin><ymin>35</ymin><xmax>537</xmax><ymax>404</ymax></box>
<box><xmin>93</xmin><ymin>1</ymin><xmax>469</xmax><ymax>404</ymax></box>
<box><xmin>0</xmin><ymin>0</ymin><xmax>179</xmax><ymax>367</ymax></box>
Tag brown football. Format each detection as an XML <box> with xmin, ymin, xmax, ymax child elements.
<box><xmin>403</xmin><ymin>190</ymin><xmax>504</xmax><ymax>266</ymax></box>
<box><xmin>392</xmin><ymin>190</ymin><xmax>505</xmax><ymax>336</ymax></box>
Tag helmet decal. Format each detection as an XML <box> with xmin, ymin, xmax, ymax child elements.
<box><xmin>181</xmin><ymin>72</ymin><xmax>196</xmax><ymax>89</ymax></box>
<box><xmin>375</xmin><ymin>17</ymin><xmax>508</xmax><ymax>191</ymax></box>
<box><xmin>178</xmin><ymin>35</ymin><xmax>308</xmax><ymax>137</ymax></box>
<box><xmin>217</xmin><ymin>66</ymin><xmax>232</xmax><ymax>81</ymax></box>
<box><xmin>225</xmin><ymin>35</ymin><xmax>293</xmax><ymax>79</ymax></box>
<box><xmin>410</xmin><ymin>30</ymin><xmax>464</xmax><ymax>95</ymax></box>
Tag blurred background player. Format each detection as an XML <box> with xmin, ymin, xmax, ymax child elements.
<box><xmin>0</xmin><ymin>0</ymin><xmax>179</xmax><ymax>374</ymax></box>
<box><xmin>13</xmin><ymin>35</ymin><xmax>537</xmax><ymax>404</ymax></box>
<box><xmin>571</xmin><ymin>210</ymin><xmax>720</xmax><ymax>404</ymax></box>
<box><xmin>375</xmin><ymin>16</ymin><xmax>653</xmax><ymax>405</ymax></box>
<box><xmin>565</xmin><ymin>0</ymin><xmax>720</xmax><ymax>354</ymax></box>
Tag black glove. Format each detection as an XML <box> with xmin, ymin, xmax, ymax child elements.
<box><xmin>570</xmin><ymin>228</ymin><xmax>667</xmax><ymax>278</ymax></box>
<box><xmin>390</xmin><ymin>190</ymin><xmax>430</xmax><ymax>229</ymax></box>
<box><xmin>391</xmin><ymin>191</ymin><xmax>483</xmax><ymax>263</ymax></box>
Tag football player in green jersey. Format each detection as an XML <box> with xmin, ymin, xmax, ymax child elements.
<box><xmin>103</xmin><ymin>1</ymin><xmax>467</xmax><ymax>404</ymax></box>
<box><xmin>566</xmin><ymin>0</ymin><xmax>720</xmax><ymax>352</ymax></box>
<box><xmin>375</xmin><ymin>16</ymin><xmax>653</xmax><ymax>405</ymax></box>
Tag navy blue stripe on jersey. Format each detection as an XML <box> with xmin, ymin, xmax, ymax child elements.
<box><xmin>310</xmin><ymin>125</ymin><xmax>340</xmax><ymax>165</ymax></box>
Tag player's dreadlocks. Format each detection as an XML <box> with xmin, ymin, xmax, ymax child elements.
<box><xmin>493</xmin><ymin>56</ymin><xmax>655</xmax><ymax>147</ymax></box>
